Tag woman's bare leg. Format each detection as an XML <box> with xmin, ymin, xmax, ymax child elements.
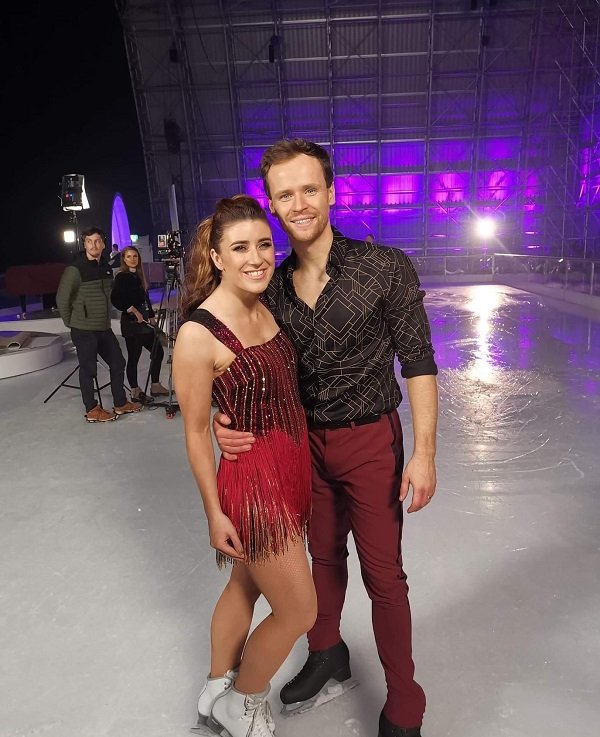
<box><xmin>234</xmin><ymin>538</ymin><xmax>317</xmax><ymax>694</ymax></box>
<box><xmin>210</xmin><ymin>563</ymin><xmax>261</xmax><ymax>676</ymax></box>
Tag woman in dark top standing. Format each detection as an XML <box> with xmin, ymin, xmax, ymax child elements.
<box><xmin>111</xmin><ymin>246</ymin><xmax>169</xmax><ymax>402</ymax></box>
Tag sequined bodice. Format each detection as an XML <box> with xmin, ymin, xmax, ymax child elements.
<box><xmin>189</xmin><ymin>309</ymin><xmax>306</xmax><ymax>442</ymax></box>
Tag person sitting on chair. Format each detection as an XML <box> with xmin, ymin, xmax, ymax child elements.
<box><xmin>111</xmin><ymin>246</ymin><xmax>169</xmax><ymax>403</ymax></box>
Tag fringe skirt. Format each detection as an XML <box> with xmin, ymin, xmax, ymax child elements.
<box><xmin>215</xmin><ymin>427</ymin><xmax>312</xmax><ymax>567</ymax></box>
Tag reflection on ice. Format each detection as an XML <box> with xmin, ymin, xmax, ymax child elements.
<box><xmin>424</xmin><ymin>284</ymin><xmax>599</xmax><ymax>493</ymax></box>
<box><xmin>1</xmin><ymin>282</ymin><xmax>599</xmax><ymax>737</ymax></box>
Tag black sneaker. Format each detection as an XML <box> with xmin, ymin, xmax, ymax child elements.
<box><xmin>131</xmin><ymin>391</ymin><xmax>154</xmax><ymax>405</ymax></box>
<box><xmin>280</xmin><ymin>640</ymin><xmax>351</xmax><ymax>705</ymax></box>
<box><xmin>378</xmin><ymin>711</ymin><xmax>422</xmax><ymax>737</ymax></box>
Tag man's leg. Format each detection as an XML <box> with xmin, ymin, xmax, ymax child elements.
<box><xmin>279</xmin><ymin>428</ymin><xmax>353</xmax><ymax>708</ymax></box>
<box><xmin>97</xmin><ymin>330</ymin><xmax>127</xmax><ymax>407</ymax></box>
<box><xmin>342</xmin><ymin>413</ymin><xmax>425</xmax><ymax>729</ymax></box>
<box><xmin>70</xmin><ymin>328</ymin><xmax>100</xmax><ymax>411</ymax></box>
<box><xmin>306</xmin><ymin>427</ymin><xmax>352</xmax><ymax>650</ymax></box>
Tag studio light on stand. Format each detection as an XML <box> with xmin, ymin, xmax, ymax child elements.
<box><xmin>60</xmin><ymin>174</ymin><xmax>90</xmax><ymax>251</ymax></box>
<box><xmin>45</xmin><ymin>173</ymin><xmax>110</xmax><ymax>406</ymax></box>
<box><xmin>472</xmin><ymin>215</ymin><xmax>497</xmax><ymax>274</ymax></box>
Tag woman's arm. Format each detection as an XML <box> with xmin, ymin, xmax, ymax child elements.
<box><xmin>145</xmin><ymin>290</ymin><xmax>156</xmax><ymax>320</ymax></box>
<box><xmin>173</xmin><ymin>321</ymin><xmax>244</xmax><ymax>560</ymax></box>
<box><xmin>111</xmin><ymin>272</ymin><xmax>146</xmax><ymax>323</ymax></box>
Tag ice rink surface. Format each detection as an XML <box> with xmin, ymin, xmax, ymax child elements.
<box><xmin>1</xmin><ymin>284</ymin><xmax>599</xmax><ymax>737</ymax></box>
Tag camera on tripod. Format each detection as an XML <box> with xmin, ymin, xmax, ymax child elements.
<box><xmin>157</xmin><ymin>230</ymin><xmax>183</xmax><ymax>262</ymax></box>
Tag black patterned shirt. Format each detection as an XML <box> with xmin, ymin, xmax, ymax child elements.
<box><xmin>266</xmin><ymin>229</ymin><xmax>438</xmax><ymax>426</ymax></box>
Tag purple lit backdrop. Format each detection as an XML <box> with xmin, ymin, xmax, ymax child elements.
<box><xmin>209</xmin><ymin>80</ymin><xmax>600</xmax><ymax>261</ymax></box>
<box><xmin>111</xmin><ymin>194</ymin><xmax>132</xmax><ymax>249</ymax></box>
<box><xmin>238</xmin><ymin>129</ymin><xmax>599</xmax><ymax>258</ymax></box>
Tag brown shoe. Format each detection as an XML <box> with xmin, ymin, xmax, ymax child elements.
<box><xmin>85</xmin><ymin>405</ymin><xmax>118</xmax><ymax>423</ymax></box>
<box><xmin>114</xmin><ymin>400</ymin><xmax>143</xmax><ymax>415</ymax></box>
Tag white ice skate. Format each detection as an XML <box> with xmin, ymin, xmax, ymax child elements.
<box><xmin>191</xmin><ymin>669</ymin><xmax>237</xmax><ymax>733</ymax></box>
<box><xmin>208</xmin><ymin>685</ymin><xmax>275</xmax><ymax>737</ymax></box>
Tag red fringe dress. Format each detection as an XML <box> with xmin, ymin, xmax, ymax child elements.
<box><xmin>189</xmin><ymin>309</ymin><xmax>312</xmax><ymax>567</ymax></box>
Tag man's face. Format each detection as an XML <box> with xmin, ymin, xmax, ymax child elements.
<box><xmin>266</xmin><ymin>154</ymin><xmax>334</xmax><ymax>246</ymax></box>
<box><xmin>83</xmin><ymin>233</ymin><xmax>105</xmax><ymax>261</ymax></box>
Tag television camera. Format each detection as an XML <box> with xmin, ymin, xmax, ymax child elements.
<box><xmin>157</xmin><ymin>230</ymin><xmax>184</xmax><ymax>263</ymax></box>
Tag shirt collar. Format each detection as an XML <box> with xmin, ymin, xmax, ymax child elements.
<box><xmin>282</xmin><ymin>226</ymin><xmax>347</xmax><ymax>285</ymax></box>
<box><xmin>328</xmin><ymin>228</ymin><xmax>347</xmax><ymax>275</ymax></box>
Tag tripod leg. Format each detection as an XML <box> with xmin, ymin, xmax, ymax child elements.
<box><xmin>43</xmin><ymin>365</ymin><xmax>80</xmax><ymax>403</ymax></box>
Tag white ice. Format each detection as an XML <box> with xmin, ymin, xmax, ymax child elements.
<box><xmin>1</xmin><ymin>284</ymin><xmax>599</xmax><ymax>737</ymax></box>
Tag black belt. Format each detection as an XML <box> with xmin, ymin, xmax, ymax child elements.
<box><xmin>307</xmin><ymin>414</ymin><xmax>381</xmax><ymax>430</ymax></box>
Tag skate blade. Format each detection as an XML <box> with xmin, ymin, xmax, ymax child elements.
<box><xmin>280</xmin><ymin>678</ymin><xmax>359</xmax><ymax>718</ymax></box>
<box><xmin>195</xmin><ymin>715</ymin><xmax>232</xmax><ymax>737</ymax></box>
<box><xmin>189</xmin><ymin>714</ymin><xmax>215</xmax><ymax>736</ymax></box>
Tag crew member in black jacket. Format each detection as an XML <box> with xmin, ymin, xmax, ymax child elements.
<box><xmin>56</xmin><ymin>227</ymin><xmax>142</xmax><ymax>422</ymax></box>
<box><xmin>111</xmin><ymin>246</ymin><xmax>168</xmax><ymax>403</ymax></box>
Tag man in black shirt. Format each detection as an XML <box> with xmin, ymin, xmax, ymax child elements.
<box><xmin>214</xmin><ymin>139</ymin><xmax>438</xmax><ymax>737</ymax></box>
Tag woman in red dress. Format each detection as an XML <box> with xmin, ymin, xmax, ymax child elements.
<box><xmin>173</xmin><ymin>196</ymin><xmax>315</xmax><ymax>737</ymax></box>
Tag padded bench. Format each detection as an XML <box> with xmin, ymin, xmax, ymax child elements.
<box><xmin>5</xmin><ymin>263</ymin><xmax>67</xmax><ymax>316</ymax></box>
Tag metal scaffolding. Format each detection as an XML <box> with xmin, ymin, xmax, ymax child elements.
<box><xmin>116</xmin><ymin>0</ymin><xmax>600</xmax><ymax>259</ymax></box>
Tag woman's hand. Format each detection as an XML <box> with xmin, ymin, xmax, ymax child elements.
<box><xmin>128</xmin><ymin>307</ymin><xmax>145</xmax><ymax>323</ymax></box>
<box><xmin>148</xmin><ymin>317</ymin><xmax>157</xmax><ymax>326</ymax></box>
<box><xmin>208</xmin><ymin>511</ymin><xmax>245</xmax><ymax>561</ymax></box>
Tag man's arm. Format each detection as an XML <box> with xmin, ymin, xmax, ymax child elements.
<box><xmin>382</xmin><ymin>248</ymin><xmax>438</xmax><ymax>511</ymax></box>
<box><xmin>55</xmin><ymin>266</ymin><xmax>79</xmax><ymax>328</ymax></box>
<box><xmin>400</xmin><ymin>374</ymin><xmax>438</xmax><ymax>513</ymax></box>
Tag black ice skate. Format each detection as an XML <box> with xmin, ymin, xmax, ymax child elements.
<box><xmin>279</xmin><ymin>640</ymin><xmax>358</xmax><ymax>717</ymax></box>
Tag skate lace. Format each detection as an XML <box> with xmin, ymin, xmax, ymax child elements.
<box><xmin>223</xmin><ymin>669</ymin><xmax>236</xmax><ymax>689</ymax></box>
<box><xmin>244</xmin><ymin>697</ymin><xmax>275</xmax><ymax>736</ymax></box>
<box><xmin>286</xmin><ymin>650</ymin><xmax>325</xmax><ymax>685</ymax></box>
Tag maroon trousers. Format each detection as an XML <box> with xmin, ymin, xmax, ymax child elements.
<box><xmin>307</xmin><ymin>411</ymin><xmax>425</xmax><ymax>728</ymax></box>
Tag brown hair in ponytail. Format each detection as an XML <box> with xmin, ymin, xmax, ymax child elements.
<box><xmin>181</xmin><ymin>195</ymin><xmax>269</xmax><ymax>319</ymax></box>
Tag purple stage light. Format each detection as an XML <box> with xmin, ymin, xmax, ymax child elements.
<box><xmin>335</xmin><ymin>175</ymin><xmax>377</xmax><ymax>207</ymax></box>
<box><xmin>244</xmin><ymin>179</ymin><xmax>268</xmax><ymax>208</ymax></box>
<box><xmin>111</xmin><ymin>193</ymin><xmax>131</xmax><ymax>248</ymax></box>
<box><xmin>381</xmin><ymin>174</ymin><xmax>422</xmax><ymax>206</ymax></box>
<box><xmin>430</xmin><ymin>172</ymin><xmax>468</xmax><ymax>203</ymax></box>
<box><xmin>478</xmin><ymin>170</ymin><xmax>516</xmax><ymax>201</ymax></box>
<box><xmin>243</xmin><ymin>148</ymin><xmax>264</xmax><ymax>176</ymax></box>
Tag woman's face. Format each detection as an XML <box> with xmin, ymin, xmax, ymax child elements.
<box><xmin>123</xmin><ymin>249</ymin><xmax>139</xmax><ymax>269</ymax></box>
<box><xmin>211</xmin><ymin>219</ymin><xmax>275</xmax><ymax>295</ymax></box>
